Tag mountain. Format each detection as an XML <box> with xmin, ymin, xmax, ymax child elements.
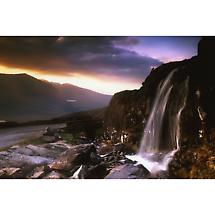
<box><xmin>0</xmin><ymin>73</ymin><xmax>111</xmax><ymax>122</ymax></box>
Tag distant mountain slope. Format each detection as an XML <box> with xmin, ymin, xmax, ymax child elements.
<box><xmin>0</xmin><ymin>73</ymin><xmax>111</xmax><ymax>122</ymax></box>
<box><xmin>53</xmin><ymin>107</ymin><xmax>107</xmax><ymax>122</ymax></box>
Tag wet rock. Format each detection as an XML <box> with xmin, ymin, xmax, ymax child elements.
<box><xmin>97</xmin><ymin>142</ymin><xmax>114</xmax><ymax>154</ymax></box>
<box><xmin>10</xmin><ymin>153</ymin><xmax>53</xmax><ymax>166</ymax></box>
<box><xmin>78</xmin><ymin>163</ymin><xmax>108</xmax><ymax>179</ymax></box>
<box><xmin>70</xmin><ymin>165</ymin><xmax>83</xmax><ymax>179</ymax></box>
<box><xmin>90</xmin><ymin>151</ymin><xmax>102</xmax><ymax>164</ymax></box>
<box><xmin>14</xmin><ymin>145</ymin><xmax>60</xmax><ymax>158</ymax></box>
<box><xmin>106</xmin><ymin>155</ymin><xmax>114</xmax><ymax>162</ymax></box>
<box><xmin>105</xmin><ymin>164</ymin><xmax>150</xmax><ymax>179</ymax></box>
<box><xmin>48</xmin><ymin>144</ymin><xmax>96</xmax><ymax>171</ymax></box>
<box><xmin>43</xmin><ymin>170</ymin><xmax>65</xmax><ymax>179</ymax></box>
<box><xmin>113</xmin><ymin>143</ymin><xmax>126</xmax><ymax>153</ymax></box>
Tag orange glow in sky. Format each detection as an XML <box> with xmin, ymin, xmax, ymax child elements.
<box><xmin>0</xmin><ymin>64</ymin><xmax>139</xmax><ymax>95</ymax></box>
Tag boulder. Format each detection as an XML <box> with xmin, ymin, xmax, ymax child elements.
<box><xmin>70</xmin><ymin>165</ymin><xmax>83</xmax><ymax>179</ymax></box>
<box><xmin>78</xmin><ymin>163</ymin><xmax>108</xmax><ymax>179</ymax></box>
<box><xmin>48</xmin><ymin>144</ymin><xmax>96</xmax><ymax>171</ymax></box>
<box><xmin>105</xmin><ymin>164</ymin><xmax>150</xmax><ymax>179</ymax></box>
<box><xmin>90</xmin><ymin>151</ymin><xmax>102</xmax><ymax>164</ymax></box>
<box><xmin>14</xmin><ymin>145</ymin><xmax>60</xmax><ymax>158</ymax></box>
<box><xmin>43</xmin><ymin>170</ymin><xmax>65</xmax><ymax>179</ymax></box>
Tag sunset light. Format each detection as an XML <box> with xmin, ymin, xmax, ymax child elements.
<box><xmin>0</xmin><ymin>64</ymin><xmax>138</xmax><ymax>95</ymax></box>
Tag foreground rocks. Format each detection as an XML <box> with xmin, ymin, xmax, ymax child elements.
<box><xmin>48</xmin><ymin>144</ymin><xmax>97</xmax><ymax>171</ymax></box>
<box><xmin>0</xmin><ymin>136</ymin><xmax>153</xmax><ymax>179</ymax></box>
<box><xmin>0</xmin><ymin>141</ymin><xmax>72</xmax><ymax>178</ymax></box>
<box><xmin>105</xmin><ymin>164</ymin><xmax>150</xmax><ymax>179</ymax></box>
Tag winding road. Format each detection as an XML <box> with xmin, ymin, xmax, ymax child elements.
<box><xmin>0</xmin><ymin>123</ymin><xmax>65</xmax><ymax>149</ymax></box>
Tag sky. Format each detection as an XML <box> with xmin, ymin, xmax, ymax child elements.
<box><xmin>0</xmin><ymin>36</ymin><xmax>200</xmax><ymax>95</ymax></box>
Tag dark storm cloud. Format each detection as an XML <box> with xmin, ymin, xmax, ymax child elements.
<box><xmin>0</xmin><ymin>36</ymin><xmax>162</xmax><ymax>81</ymax></box>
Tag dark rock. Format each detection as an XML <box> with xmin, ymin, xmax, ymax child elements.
<box><xmin>97</xmin><ymin>142</ymin><xmax>114</xmax><ymax>155</ymax></box>
<box><xmin>113</xmin><ymin>143</ymin><xmax>126</xmax><ymax>153</ymax></box>
<box><xmin>90</xmin><ymin>151</ymin><xmax>102</xmax><ymax>164</ymax></box>
<box><xmin>69</xmin><ymin>165</ymin><xmax>83</xmax><ymax>178</ymax></box>
<box><xmin>198</xmin><ymin>36</ymin><xmax>215</xmax><ymax>65</ymax></box>
<box><xmin>43</xmin><ymin>170</ymin><xmax>65</xmax><ymax>179</ymax></box>
<box><xmin>72</xmin><ymin>163</ymin><xmax>108</xmax><ymax>179</ymax></box>
<box><xmin>74</xmin><ymin>138</ymin><xmax>88</xmax><ymax>145</ymax></box>
<box><xmin>105</xmin><ymin>164</ymin><xmax>150</xmax><ymax>179</ymax></box>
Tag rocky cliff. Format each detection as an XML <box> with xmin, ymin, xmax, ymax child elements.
<box><xmin>104</xmin><ymin>37</ymin><xmax>215</xmax><ymax>154</ymax></box>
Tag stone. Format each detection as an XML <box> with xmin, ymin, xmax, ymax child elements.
<box><xmin>0</xmin><ymin>167</ymin><xmax>21</xmax><ymax>178</ymax></box>
<box><xmin>105</xmin><ymin>164</ymin><xmax>150</xmax><ymax>179</ymax></box>
<box><xmin>48</xmin><ymin>144</ymin><xmax>96</xmax><ymax>171</ymax></box>
<box><xmin>90</xmin><ymin>151</ymin><xmax>102</xmax><ymax>164</ymax></box>
<box><xmin>70</xmin><ymin>165</ymin><xmax>83</xmax><ymax>179</ymax></box>
<box><xmin>9</xmin><ymin>153</ymin><xmax>53</xmax><ymax>166</ymax></box>
<box><xmin>26</xmin><ymin>145</ymin><xmax>60</xmax><ymax>158</ymax></box>
<box><xmin>113</xmin><ymin>143</ymin><xmax>126</xmax><ymax>152</ymax></box>
<box><xmin>43</xmin><ymin>171</ymin><xmax>65</xmax><ymax>179</ymax></box>
<box><xmin>78</xmin><ymin>163</ymin><xmax>108</xmax><ymax>179</ymax></box>
<box><xmin>27</xmin><ymin>166</ymin><xmax>48</xmax><ymax>179</ymax></box>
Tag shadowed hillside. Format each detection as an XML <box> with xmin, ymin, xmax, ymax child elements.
<box><xmin>0</xmin><ymin>73</ymin><xmax>111</xmax><ymax>121</ymax></box>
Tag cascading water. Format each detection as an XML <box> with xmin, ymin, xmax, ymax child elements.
<box><xmin>127</xmin><ymin>69</ymin><xmax>189</xmax><ymax>174</ymax></box>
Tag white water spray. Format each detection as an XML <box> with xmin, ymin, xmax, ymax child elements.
<box><xmin>127</xmin><ymin>70</ymin><xmax>189</xmax><ymax>174</ymax></box>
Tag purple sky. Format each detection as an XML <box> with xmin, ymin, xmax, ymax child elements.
<box><xmin>115</xmin><ymin>36</ymin><xmax>200</xmax><ymax>62</ymax></box>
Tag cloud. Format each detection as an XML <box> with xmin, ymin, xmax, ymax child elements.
<box><xmin>0</xmin><ymin>36</ymin><xmax>162</xmax><ymax>82</ymax></box>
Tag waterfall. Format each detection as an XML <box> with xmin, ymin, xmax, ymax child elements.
<box><xmin>126</xmin><ymin>70</ymin><xmax>189</xmax><ymax>174</ymax></box>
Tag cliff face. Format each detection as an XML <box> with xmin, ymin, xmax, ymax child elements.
<box><xmin>104</xmin><ymin>37</ymin><xmax>215</xmax><ymax>151</ymax></box>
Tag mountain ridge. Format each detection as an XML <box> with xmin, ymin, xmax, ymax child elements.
<box><xmin>0</xmin><ymin>73</ymin><xmax>111</xmax><ymax>122</ymax></box>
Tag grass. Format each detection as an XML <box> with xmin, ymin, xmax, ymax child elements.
<box><xmin>60</xmin><ymin>133</ymin><xmax>75</xmax><ymax>144</ymax></box>
<box><xmin>18</xmin><ymin>137</ymin><xmax>44</xmax><ymax>146</ymax></box>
